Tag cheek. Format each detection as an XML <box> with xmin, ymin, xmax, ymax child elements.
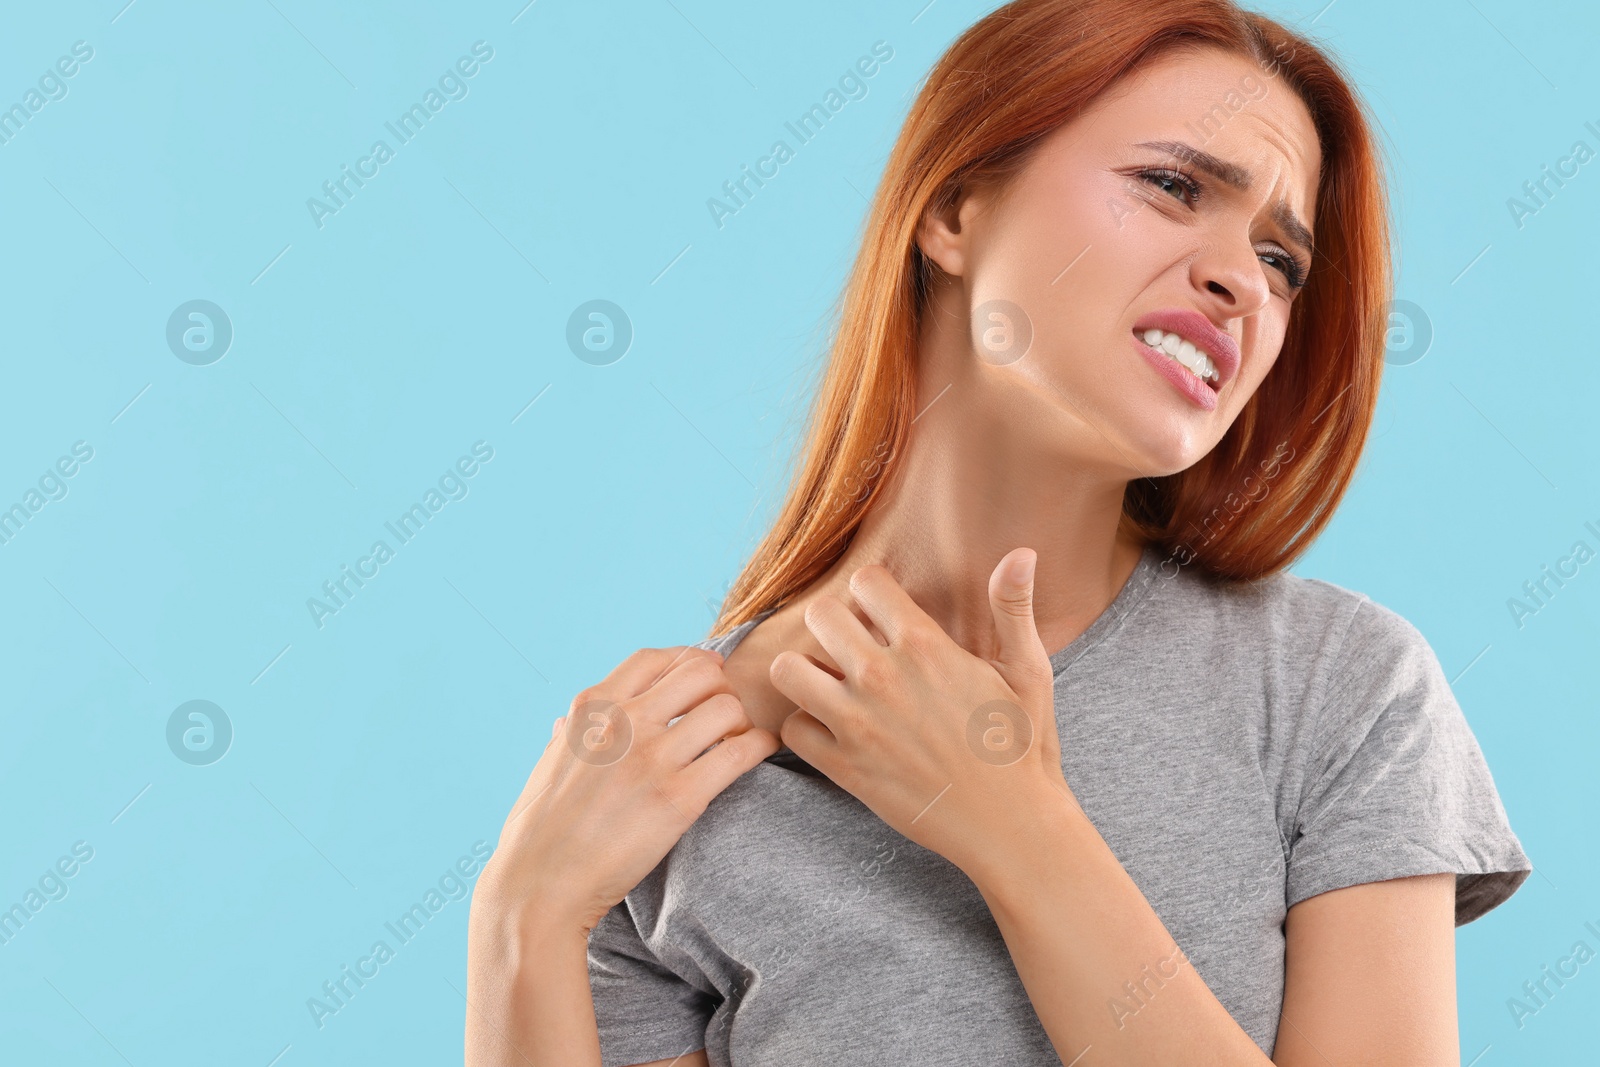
<box><xmin>1005</xmin><ymin>171</ymin><xmax>1158</xmax><ymax>286</ymax></box>
<box><xmin>1093</xmin><ymin>178</ymin><xmax>1188</xmax><ymax>264</ymax></box>
<box><xmin>995</xmin><ymin>184</ymin><xmax>1152</xmax><ymax>338</ymax></box>
<box><xmin>1230</xmin><ymin>340</ymin><xmax>1285</xmax><ymax>412</ymax></box>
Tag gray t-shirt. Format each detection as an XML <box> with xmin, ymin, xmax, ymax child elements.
<box><xmin>587</xmin><ymin>545</ymin><xmax>1531</xmax><ymax>1065</ymax></box>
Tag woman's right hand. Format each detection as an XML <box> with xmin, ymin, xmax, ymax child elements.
<box><xmin>474</xmin><ymin>645</ymin><xmax>781</xmax><ymax>938</ymax></box>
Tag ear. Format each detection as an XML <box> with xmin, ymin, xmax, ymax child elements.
<box><xmin>914</xmin><ymin>182</ymin><xmax>988</xmax><ymax>278</ymax></box>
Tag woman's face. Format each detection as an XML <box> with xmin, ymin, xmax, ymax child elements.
<box><xmin>918</xmin><ymin>45</ymin><xmax>1323</xmax><ymax>477</ymax></box>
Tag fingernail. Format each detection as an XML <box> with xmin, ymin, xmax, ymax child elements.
<box><xmin>1007</xmin><ymin>551</ymin><xmax>1036</xmax><ymax>585</ymax></box>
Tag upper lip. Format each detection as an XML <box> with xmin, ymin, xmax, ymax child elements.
<box><xmin>1130</xmin><ymin>308</ymin><xmax>1242</xmax><ymax>392</ymax></box>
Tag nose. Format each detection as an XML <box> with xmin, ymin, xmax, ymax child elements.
<box><xmin>1188</xmin><ymin>235</ymin><xmax>1272</xmax><ymax>319</ymax></box>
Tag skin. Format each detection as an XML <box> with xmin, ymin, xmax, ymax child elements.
<box><xmin>466</xmin><ymin>44</ymin><xmax>1460</xmax><ymax>1067</ymax></box>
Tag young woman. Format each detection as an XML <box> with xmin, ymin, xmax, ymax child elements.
<box><xmin>466</xmin><ymin>1</ymin><xmax>1531</xmax><ymax>1063</ymax></box>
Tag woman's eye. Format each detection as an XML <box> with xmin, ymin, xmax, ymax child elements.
<box><xmin>1259</xmin><ymin>249</ymin><xmax>1308</xmax><ymax>289</ymax></box>
<box><xmin>1139</xmin><ymin>167</ymin><xmax>1201</xmax><ymax>204</ymax></box>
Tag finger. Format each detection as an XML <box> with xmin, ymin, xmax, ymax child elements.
<box><xmin>657</xmin><ymin>691</ymin><xmax>756</xmax><ymax>767</ymax></box>
<box><xmin>987</xmin><ymin>548</ymin><xmax>1052</xmax><ymax>702</ymax></box>
<box><xmin>625</xmin><ymin>652</ymin><xmax>735</xmax><ymax>727</ymax></box>
<box><xmin>595</xmin><ymin>645</ymin><xmax>722</xmax><ymax>704</ymax></box>
<box><xmin>779</xmin><ymin>709</ymin><xmax>840</xmax><ymax>779</ymax></box>
<box><xmin>769</xmin><ymin>649</ymin><xmax>850</xmax><ymax>730</ymax></box>
<box><xmin>802</xmin><ymin>594</ymin><xmax>882</xmax><ymax>679</ymax></box>
<box><xmin>673</xmin><ymin>725</ymin><xmax>782</xmax><ymax>811</ymax></box>
<box><xmin>846</xmin><ymin>564</ymin><xmax>941</xmax><ymax>651</ymax></box>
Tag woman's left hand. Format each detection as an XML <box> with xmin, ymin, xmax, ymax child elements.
<box><xmin>769</xmin><ymin>547</ymin><xmax>1075</xmax><ymax>875</ymax></box>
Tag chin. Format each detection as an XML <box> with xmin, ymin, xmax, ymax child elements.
<box><xmin>1028</xmin><ymin>374</ymin><xmax>1224</xmax><ymax>477</ymax></box>
<box><xmin>1115</xmin><ymin>412</ymin><xmax>1217</xmax><ymax>478</ymax></box>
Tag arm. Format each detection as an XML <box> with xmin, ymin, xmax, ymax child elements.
<box><xmin>464</xmin><ymin>646</ymin><xmax>780</xmax><ymax>1067</ymax></box>
<box><xmin>464</xmin><ymin>895</ymin><xmax>713</xmax><ymax>1062</ymax></box>
<box><xmin>463</xmin><ymin>908</ymin><xmax>603</xmax><ymax>1065</ymax></box>
<box><xmin>968</xmin><ymin>782</ymin><xmax>1273</xmax><ymax>1064</ymax></box>
<box><xmin>462</xmin><ymin>904</ymin><xmax>715</xmax><ymax>1067</ymax></box>
<box><xmin>1274</xmin><ymin>871</ymin><xmax>1457</xmax><ymax>1064</ymax></box>
<box><xmin>966</xmin><ymin>783</ymin><xmax>1459</xmax><ymax>1065</ymax></box>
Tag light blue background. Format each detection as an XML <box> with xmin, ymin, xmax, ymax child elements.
<box><xmin>0</xmin><ymin>1</ymin><xmax>1594</xmax><ymax>1063</ymax></box>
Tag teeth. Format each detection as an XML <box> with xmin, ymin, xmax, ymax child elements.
<box><xmin>1141</xmin><ymin>328</ymin><xmax>1218</xmax><ymax>383</ymax></box>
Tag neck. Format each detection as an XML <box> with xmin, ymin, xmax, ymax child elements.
<box><xmin>808</xmin><ymin>293</ymin><xmax>1146</xmax><ymax>662</ymax></box>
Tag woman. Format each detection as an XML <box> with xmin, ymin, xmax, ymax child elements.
<box><xmin>466</xmin><ymin>0</ymin><xmax>1531</xmax><ymax>1063</ymax></box>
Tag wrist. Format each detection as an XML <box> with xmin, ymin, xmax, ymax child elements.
<box><xmin>471</xmin><ymin>868</ymin><xmax>595</xmax><ymax>948</ymax></box>
<box><xmin>959</xmin><ymin>776</ymin><xmax>1088</xmax><ymax>897</ymax></box>
<box><xmin>470</xmin><ymin>897</ymin><xmax>593</xmax><ymax>993</ymax></box>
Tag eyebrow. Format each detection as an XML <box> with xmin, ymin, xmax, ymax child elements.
<box><xmin>1132</xmin><ymin>139</ymin><xmax>1315</xmax><ymax>260</ymax></box>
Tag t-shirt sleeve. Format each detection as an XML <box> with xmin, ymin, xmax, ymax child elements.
<box><xmin>587</xmin><ymin>895</ymin><xmax>716</xmax><ymax>1067</ymax></box>
<box><xmin>1286</xmin><ymin>597</ymin><xmax>1531</xmax><ymax>926</ymax></box>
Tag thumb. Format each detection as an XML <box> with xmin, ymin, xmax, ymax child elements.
<box><xmin>987</xmin><ymin>548</ymin><xmax>1051</xmax><ymax>699</ymax></box>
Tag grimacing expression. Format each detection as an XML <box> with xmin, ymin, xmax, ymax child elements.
<box><xmin>932</xmin><ymin>46</ymin><xmax>1323</xmax><ymax>477</ymax></box>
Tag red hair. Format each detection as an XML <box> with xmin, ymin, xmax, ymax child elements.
<box><xmin>712</xmin><ymin>0</ymin><xmax>1392</xmax><ymax>637</ymax></box>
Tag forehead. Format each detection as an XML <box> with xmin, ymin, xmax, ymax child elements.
<box><xmin>1074</xmin><ymin>45</ymin><xmax>1322</xmax><ymax>222</ymax></box>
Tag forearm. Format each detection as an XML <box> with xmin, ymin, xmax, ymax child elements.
<box><xmin>963</xmin><ymin>783</ymin><xmax>1271</xmax><ymax>1066</ymax></box>
<box><xmin>465</xmin><ymin>899</ymin><xmax>602</xmax><ymax>1067</ymax></box>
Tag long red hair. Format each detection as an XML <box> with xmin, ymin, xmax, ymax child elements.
<box><xmin>712</xmin><ymin>0</ymin><xmax>1391</xmax><ymax>638</ymax></box>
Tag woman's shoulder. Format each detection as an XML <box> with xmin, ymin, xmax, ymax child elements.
<box><xmin>1140</xmin><ymin>561</ymin><xmax>1456</xmax><ymax>710</ymax></box>
<box><xmin>1167</xmin><ymin>559</ymin><xmax>1429</xmax><ymax>655</ymax></box>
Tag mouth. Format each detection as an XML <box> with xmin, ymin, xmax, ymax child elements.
<box><xmin>1131</xmin><ymin>332</ymin><xmax>1218</xmax><ymax>411</ymax></box>
<box><xmin>1128</xmin><ymin>308</ymin><xmax>1243</xmax><ymax>412</ymax></box>
<box><xmin>1136</xmin><ymin>327</ymin><xmax>1221</xmax><ymax>390</ymax></box>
